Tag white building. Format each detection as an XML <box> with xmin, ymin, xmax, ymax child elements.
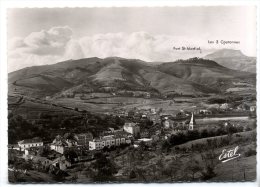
<box><xmin>199</xmin><ymin>109</ymin><xmax>212</xmax><ymax>115</ymax></box>
<box><xmin>45</xmin><ymin>96</ymin><xmax>51</xmax><ymax>100</ymax></box>
<box><xmin>52</xmin><ymin>156</ymin><xmax>72</xmax><ymax>171</ymax></box>
<box><xmin>188</xmin><ymin>113</ymin><xmax>196</xmax><ymax>130</ymax></box>
<box><xmin>250</xmin><ymin>106</ymin><xmax>256</xmax><ymax>112</ymax></box>
<box><xmin>163</xmin><ymin>120</ymin><xmax>170</xmax><ymax>128</ymax></box>
<box><xmin>76</xmin><ymin>132</ymin><xmax>93</xmax><ymax>146</ymax></box>
<box><xmin>50</xmin><ymin>135</ymin><xmax>78</xmax><ymax>154</ymax></box>
<box><xmin>151</xmin><ymin>108</ymin><xmax>156</xmax><ymax>114</ymax></box>
<box><xmin>18</xmin><ymin>137</ymin><xmax>43</xmax><ymax>151</ymax></box>
<box><xmin>123</xmin><ymin>122</ymin><xmax>140</xmax><ymax>137</ymax></box>
<box><xmin>134</xmin><ymin>138</ymin><xmax>153</xmax><ymax>147</ymax></box>
<box><xmin>162</xmin><ymin>117</ymin><xmax>174</xmax><ymax>129</ymax></box>
<box><xmin>89</xmin><ymin>135</ymin><xmax>131</xmax><ymax>150</ymax></box>
<box><xmin>219</xmin><ymin>103</ymin><xmax>229</xmax><ymax>110</ymax></box>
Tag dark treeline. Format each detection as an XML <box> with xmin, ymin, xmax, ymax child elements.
<box><xmin>162</xmin><ymin>123</ymin><xmax>249</xmax><ymax>151</ymax></box>
<box><xmin>8</xmin><ymin>111</ymin><xmax>125</xmax><ymax>144</ymax></box>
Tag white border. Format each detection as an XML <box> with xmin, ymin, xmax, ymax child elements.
<box><xmin>0</xmin><ymin>1</ymin><xmax>259</xmax><ymax>187</ymax></box>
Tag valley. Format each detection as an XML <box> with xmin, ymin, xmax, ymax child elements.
<box><xmin>7</xmin><ymin>50</ymin><xmax>257</xmax><ymax>183</ymax></box>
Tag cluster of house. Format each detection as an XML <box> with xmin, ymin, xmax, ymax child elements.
<box><xmin>161</xmin><ymin>111</ymin><xmax>195</xmax><ymax>130</ymax></box>
<box><xmin>13</xmin><ymin>111</ymin><xmax>199</xmax><ymax>173</ymax></box>
<box><xmin>22</xmin><ymin>146</ymin><xmax>72</xmax><ymax>172</ymax></box>
<box><xmin>14</xmin><ymin>122</ymin><xmax>140</xmax><ymax>159</ymax></box>
<box><xmin>114</xmin><ymin>107</ymin><xmax>158</xmax><ymax>118</ymax></box>
<box><xmin>89</xmin><ymin>135</ymin><xmax>131</xmax><ymax>150</ymax></box>
<box><xmin>18</xmin><ymin>137</ymin><xmax>44</xmax><ymax>151</ymax></box>
<box><xmin>213</xmin><ymin>103</ymin><xmax>256</xmax><ymax>112</ymax></box>
<box><xmin>113</xmin><ymin>108</ymin><xmax>197</xmax><ymax>139</ymax></box>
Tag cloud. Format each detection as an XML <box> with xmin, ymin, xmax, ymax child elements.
<box><xmin>64</xmin><ymin>39</ymin><xmax>84</xmax><ymax>60</ymax></box>
<box><xmin>25</xmin><ymin>26</ymin><xmax>72</xmax><ymax>55</ymax></box>
<box><xmin>76</xmin><ymin>32</ymin><xmax>211</xmax><ymax>62</ymax></box>
<box><xmin>8</xmin><ymin>26</ymin><xmax>73</xmax><ymax>72</ymax></box>
<box><xmin>9</xmin><ymin>26</ymin><xmax>72</xmax><ymax>55</ymax></box>
<box><xmin>8</xmin><ymin>26</ymin><xmax>241</xmax><ymax>72</ymax></box>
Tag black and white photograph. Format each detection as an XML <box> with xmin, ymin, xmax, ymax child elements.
<box><xmin>2</xmin><ymin>3</ymin><xmax>258</xmax><ymax>184</ymax></box>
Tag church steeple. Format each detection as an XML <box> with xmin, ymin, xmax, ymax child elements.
<box><xmin>188</xmin><ymin>113</ymin><xmax>195</xmax><ymax>130</ymax></box>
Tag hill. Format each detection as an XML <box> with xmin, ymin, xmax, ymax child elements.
<box><xmin>204</xmin><ymin>49</ymin><xmax>256</xmax><ymax>73</ymax></box>
<box><xmin>8</xmin><ymin>57</ymin><xmax>255</xmax><ymax>99</ymax></box>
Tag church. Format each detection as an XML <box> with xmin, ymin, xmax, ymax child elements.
<box><xmin>188</xmin><ymin>113</ymin><xmax>196</xmax><ymax>130</ymax></box>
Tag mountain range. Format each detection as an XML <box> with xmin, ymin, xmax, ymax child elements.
<box><xmin>8</xmin><ymin>49</ymin><xmax>256</xmax><ymax>99</ymax></box>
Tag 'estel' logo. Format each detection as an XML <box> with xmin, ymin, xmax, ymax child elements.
<box><xmin>219</xmin><ymin>146</ymin><xmax>241</xmax><ymax>163</ymax></box>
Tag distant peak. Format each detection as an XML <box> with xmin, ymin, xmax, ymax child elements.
<box><xmin>205</xmin><ymin>49</ymin><xmax>245</xmax><ymax>58</ymax></box>
<box><xmin>104</xmin><ymin>56</ymin><xmax>126</xmax><ymax>60</ymax></box>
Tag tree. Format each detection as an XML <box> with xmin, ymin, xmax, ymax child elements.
<box><xmin>102</xmin><ymin>146</ymin><xmax>109</xmax><ymax>153</ymax></box>
<box><xmin>126</xmin><ymin>149</ymin><xmax>136</xmax><ymax>170</ymax></box>
<box><xmin>85</xmin><ymin>165</ymin><xmax>95</xmax><ymax>179</ymax></box>
<box><xmin>226</xmin><ymin>124</ymin><xmax>237</xmax><ymax>135</ymax></box>
<box><xmin>11</xmin><ymin>170</ymin><xmax>22</xmax><ymax>182</ymax></box>
<box><xmin>91</xmin><ymin>153</ymin><xmax>117</xmax><ymax>182</ymax></box>
<box><xmin>200</xmin><ymin>150</ymin><xmax>217</xmax><ymax>180</ymax></box>
<box><xmin>71</xmin><ymin>173</ymin><xmax>78</xmax><ymax>182</ymax></box>
<box><xmin>64</xmin><ymin>132</ymin><xmax>77</xmax><ymax>140</ymax></box>
<box><xmin>201</xmin><ymin>165</ymin><xmax>216</xmax><ymax>180</ymax></box>
<box><xmin>161</xmin><ymin>140</ymin><xmax>171</xmax><ymax>153</ymax></box>
<box><xmin>129</xmin><ymin>170</ymin><xmax>137</xmax><ymax>179</ymax></box>
<box><xmin>201</xmin><ymin>129</ymin><xmax>209</xmax><ymax>138</ymax></box>
<box><xmin>162</xmin><ymin>157</ymin><xmax>182</xmax><ymax>181</ymax></box>
<box><xmin>52</xmin><ymin>171</ymin><xmax>67</xmax><ymax>182</ymax></box>
<box><xmin>185</xmin><ymin>155</ymin><xmax>203</xmax><ymax>180</ymax></box>
<box><xmin>39</xmin><ymin>146</ymin><xmax>51</xmax><ymax>157</ymax></box>
<box><xmin>138</xmin><ymin>141</ymin><xmax>147</xmax><ymax>152</ymax></box>
<box><xmin>149</xmin><ymin>164</ymin><xmax>158</xmax><ymax>180</ymax></box>
<box><xmin>135</xmin><ymin>168</ymin><xmax>147</xmax><ymax>182</ymax></box>
<box><xmin>64</xmin><ymin>150</ymin><xmax>78</xmax><ymax>164</ymax></box>
<box><xmin>187</xmin><ymin>130</ymin><xmax>200</xmax><ymax>141</ymax></box>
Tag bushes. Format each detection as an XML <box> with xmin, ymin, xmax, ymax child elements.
<box><xmin>9</xmin><ymin>111</ymin><xmax>127</xmax><ymax>144</ymax></box>
<box><xmin>168</xmin><ymin>124</ymin><xmax>245</xmax><ymax>148</ymax></box>
<box><xmin>201</xmin><ymin>166</ymin><xmax>216</xmax><ymax>180</ymax></box>
<box><xmin>244</xmin><ymin>148</ymin><xmax>256</xmax><ymax>157</ymax></box>
<box><xmin>91</xmin><ymin>153</ymin><xmax>117</xmax><ymax>182</ymax></box>
<box><xmin>201</xmin><ymin>129</ymin><xmax>209</xmax><ymax>138</ymax></box>
<box><xmin>129</xmin><ymin>170</ymin><xmax>137</xmax><ymax>179</ymax></box>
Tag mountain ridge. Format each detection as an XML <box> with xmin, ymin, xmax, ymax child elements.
<box><xmin>204</xmin><ymin>49</ymin><xmax>256</xmax><ymax>73</ymax></box>
<box><xmin>8</xmin><ymin>56</ymin><xmax>255</xmax><ymax>99</ymax></box>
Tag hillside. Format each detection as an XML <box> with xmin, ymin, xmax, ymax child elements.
<box><xmin>8</xmin><ymin>57</ymin><xmax>255</xmax><ymax>99</ymax></box>
<box><xmin>204</xmin><ymin>49</ymin><xmax>256</xmax><ymax>73</ymax></box>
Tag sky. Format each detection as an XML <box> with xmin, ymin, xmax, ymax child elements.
<box><xmin>7</xmin><ymin>6</ymin><xmax>256</xmax><ymax>72</ymax></box>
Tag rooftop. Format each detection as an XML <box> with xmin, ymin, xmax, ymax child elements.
<box><xmin>51</xmin><ymin>140</ymin><xmax>68</xmax><ymax>146</ymax></box>
<box><xmin>92</xmin><ymin>134</ymin><xmax>127</xmax><ymax>142</ymax></box>
<box><xmin>124</xmin><ymin>122</ymin><xmax>138</xmax><ymax>127</ymax></box>
<box><xmin>29</xmin><ymin>155</ymin><xmax>52</xmax><ymax>164</ymax></box>
<box><xmin>76</xmin><ymin>132</ymin><xmax>93</xmax><ymax>136</ymax></box>
<box><xmin>18</xmin><ymin>137</ymin><xmax>43</xmax><ymax>144</ymax></box>
<box><xmin>137</xmin><ymin>138</ymin><xmax>152</xmax><ymax>142</ymax></box>
<box><xmin>8</xmin><ymin>144</ymin><xmax>19</xmax><ymax>148</ymax></box>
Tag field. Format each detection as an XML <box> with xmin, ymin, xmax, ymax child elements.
<box><xmin>51</xmin><ymin>95</ymin><xmax>215</xmax><ymax>115</ymax></box>
<box><xmin>9</xmin><ymin>170</ymin><xmax>56</xmax><ymax>183</ymax></box>
<box><xmin>213</xmin><ymin>155</ymin><xmax>256</xmax><ymax>181</ymax></box>
<box><xmin>196</xmin><ymin>117</ymin><xmax>256</xmax><ymax>129</ymax></box>
<box><xmin>112</xmin><ymin>130</ymin><xmax>256</xmax><ymax>182</ymax></box>
<box><xmin>8</xmin><ymin>96</ymin><xmax>80</xmax><ymax>119</ymax></box>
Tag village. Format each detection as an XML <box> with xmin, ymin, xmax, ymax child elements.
<box><xmin>8</xmin><ymin>101</ymin><xmax>256</xmax><ymax>182</ymax></box>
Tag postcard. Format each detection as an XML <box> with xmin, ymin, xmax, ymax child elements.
<box><xmin>1</xmin><ymin>1</ymin><xmax>258</xmax><ymax>185</ymax></box>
